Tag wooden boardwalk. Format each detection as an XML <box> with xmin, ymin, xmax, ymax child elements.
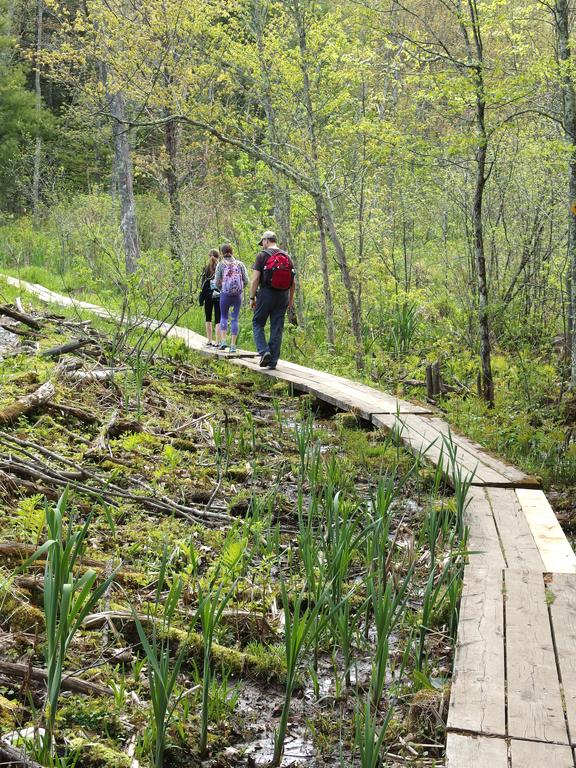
<box><xmin>4</xmin><ymin>274</ymin><xmax>576</xmax><ymax>767</ymax></box>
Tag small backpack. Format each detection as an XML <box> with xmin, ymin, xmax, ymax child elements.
<box><xmin>221</xmin><ymin>260</ymin><xmax>244</xmax><ymax>296</ymax></box>
<box><xmin>263</xmin><ymin>249</ymin><xmax>294</xmax><ymax>290</ymax></box>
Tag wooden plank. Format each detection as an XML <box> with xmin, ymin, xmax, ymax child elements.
<box><xmin>549</xmin><ymin>572</ymin><xmax>576</xmax><ymax>746</ymax></box>
<box><xmin>505</xmin><ymin>569</ymin><xmax>568</xmax><ymax>744</ymax></box>
<box><xmin>487</xmin><ymin>488</ymin><xmax>545</xmax><ymax>571</ymax></box>
<box><xmin>465</xmin><ymin>487</ymin><xmax>506</xmax><ymax>569</ymax></box>
<box><xmin>422</xmin><ymin>415</ymin><xmax>537</xmax><ymax>486</ymax></box>
<box><xmin>447</xmin><ymin>566</ymin><xmax>506</xmax><ymax>736</ymax></box>
<box><xmin>231</xmin><ymin>360</ymin><xmax>397</xmax><ymax>420</ymax></box>
<box><xmin>445</xmin><ymin>733</ymin><xmax>507</xmax><ymax>767</ymax></box>
<box><xmin>517</xmin><ymin>489</ymin><xmax>576</xmax><ymax>574</ymax></box>
<box><xmin>510</xmin><ymin>739</ymin><xmax>574</xmax><ymax>767</ymax></box>
<box><xmin>401</xmin><ymin>414</ymin><xmax>519</xmax><ymax>485</ymax></box>
<box><xmin>371</xmin><ymin>413</ymin><xmax>511</xmax><ymax>486</ymax></box>
<box><xmin>274</xmin><ymin>361</ymin><xmax>430</xmax><ymax>413</ymax></box>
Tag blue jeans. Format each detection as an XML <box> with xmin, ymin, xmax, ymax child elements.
<box><xmin>252</xmin><ymin>287</ymin><xmax>290</xmax><ymax>365</ymax></box>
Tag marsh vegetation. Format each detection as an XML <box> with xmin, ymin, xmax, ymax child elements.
<box><xmin>0</xmin><ymin>292</ymin><xmax>467</xmax><ymax>767</ymax></box>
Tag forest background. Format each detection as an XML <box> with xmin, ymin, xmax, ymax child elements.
<box><xmin>2</xmin><ymin>0</ymin><xmax>576</xmax><ymax>495</ymax></box>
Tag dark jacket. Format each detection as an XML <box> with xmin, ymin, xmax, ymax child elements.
<box><xmin>199</xmin><ymin>268</ymin><xmax>216</xmax><ymax>306</ymax></box>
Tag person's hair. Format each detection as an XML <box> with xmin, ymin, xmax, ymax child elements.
<box><xmin>264</xmin><ymin>235</ymin><xmax>277</xmax><ymax>243</ymax></box>
<box><xmin>206</xmin><ymin>249</ymin><xmax>219</xmax><ymax>277</ymax></box>
<box><xmin>220</xmin><ymin>243</ymin><xmax>234</xmax><ymax>257</ymax></box>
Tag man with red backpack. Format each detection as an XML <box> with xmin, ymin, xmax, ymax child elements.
<box><xmin>249</xmin><ymin>230</ymin><xmax>295</xmax><ymax>370</ymax></box>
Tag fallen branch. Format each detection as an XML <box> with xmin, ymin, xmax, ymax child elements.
<box><xmin>0</xmin><ymin>661</ymin><xmax>111</xmax><ymax>697</ymax></box>
<box><xmin>46</xmin><ymin>401</ymin><xmax>100</xmax><ymax>424</ymax></box>
<box><xmin>0</xmin><ymin>323</ymin><xmax>39</xmax><ymax>338</ymax></box>
<box><xmin>82</xmin><ymin>611</ymin><xmax>284</xmax><ymax>682</ymax></box>
<box><xmin>0</xmin><ymin>304</ymin><xmax>41</xmax><ymax>330</ymax></box>
<box><xmin>0</xmin><ymin>541</ymin><xmax>103</xmax><ymax>567</ymax></box>
<box><xmin>62</xmin><ymin>367</ymin><xmax>128</xmax><ymax>382</ymax></box>
<box><xmin>0</xmin><ymin>381</ymin><xmax>55</xmax><ymax>427</ymax></box>
<box><xmin>0</xmin><ymin>741</ymin><xmax>44</xmax><ymax>768</ymax></box>
<box><xmin>0</xmin><ymin>455</ymin><xmax>229</xmax><ymax>526</ymax></box>
<box><xmin>40</xmin><ymin>338</ymin><xmax>90</xmax><ymax>357</ymax></box>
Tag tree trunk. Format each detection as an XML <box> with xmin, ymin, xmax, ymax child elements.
<box><xmin>290</xmin><ymin>0</ymin><xmax>357</xmax><ymax>361</ymax></box>
<box><xmin>321</xmin><ymin>198</ymin><xmax>364</xmax><ymax>370</ymax></box>
<box><xmin>109</xmin><ymin>89</ymin><xmax>140</xmax><ymax>274</ymax></box>
<box><xmin>252</xmin><ymin>0</ymin><xmax>304</xmax><ymax>325</ymax></box>
<box><xmin>32</xmin><ymin>0</ymin><xmax>43</xmax><ymax>225</ymax></box>
<box><xmin>315</xmin><ymin>198</ymin><xmax>335</xmax><ymax>349</ymax></box>
<box><xmin>556</xmin><ymin>0</ymin><xmax>576</xmax><ymax>388</ymax></box>
<box><xmin>461</xmin><ymin>1</ymin><xmax>494</xmax><ymax>405</ymax></box>
<box><xmin>163</xmin><ymin>109</ymin><xmax>182</xmax><ymax>260</ymax></box>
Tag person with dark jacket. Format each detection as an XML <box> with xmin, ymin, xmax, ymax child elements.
<box><xmin>199</xmin><ymin>249</ymin><xmax>221</xmax><ymax>346</ymax></box>
<box><xmin>249</xmin><ymin>230</ymin><xmax>295</xmax><ymax>370</ymax></box>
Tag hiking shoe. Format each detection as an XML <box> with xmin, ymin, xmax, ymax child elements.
<box><xmin>229</xmin><ymin>346</ymin><xmax>237</xmax><ymax>353</ymax></box>
<box><xmin>219</xmin><ymin>342</ymin><xmax>228</xmax><ymax>350</ymax></box>
<box><xmin>267</xmin><ymin>363</ymin><xmax>277</xmax><ymax>370</ymax></box>
<box><xmin>259</xmin><ymin>351</ymin><xmax>271</xmax><ymax>367</ymax></box>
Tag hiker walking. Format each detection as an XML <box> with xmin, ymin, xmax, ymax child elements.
<box><xmin>215</xmin><ymin>243</ymin><xmax>249</xmax><ymax>353</ymax></box>
<box><xmin>250</xmin><ymin>230</ymin><xmax>295</xmax><ymax>370</ymax></box>
<box><xmin>199</xmin><ymin>249</ymin><xmax>222</xmax><ymax>347</ymax></box>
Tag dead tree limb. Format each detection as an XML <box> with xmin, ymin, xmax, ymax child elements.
<box><xmin>0</xmin><ymin>741</ymin><xmax>44</xmax><ymax>768</ymax></box>
<box><xmin>0</xmin><ymin>304</ymin><xmax>41</xmax><ymax>330</ymax></box>
<box><xmin>0</xmin><ymin>381</ymin><xmax>55</xmax><ymax>427</ymax></box>
<box><xmin>0</xmin><ymin>323</ymin><xmax>39</xmax><ymax>338</ymax></box>
<box><xmin>40</xmin><ymin>339</ymin><xmax>90</xmax><ymax>357</ymax></box>
<box><xmin>0</xmin><ymin>661</ymin><xmax>111</xmax><ymax>697</ymax></box>
<box><xmin>46</xmin><ymin>401</ymin><xmax>100</xmax><ymax>424</ymax></box>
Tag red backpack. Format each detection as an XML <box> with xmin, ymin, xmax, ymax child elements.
<box><xmin>262</xmin><ymin>249</ymin><xmax>294</xmax><ymax>290</ymax></box>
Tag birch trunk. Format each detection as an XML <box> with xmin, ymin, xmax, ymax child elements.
<box><xmin>109</xmin><ymin>89</ymin><xmax>140</xmax><ymax>274</ymax></box>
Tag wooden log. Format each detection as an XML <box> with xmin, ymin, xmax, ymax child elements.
<box><xmin>0</xmin><ymin>323</ymin><xmax>39</xmax><ymax>338</ymax></box>
<box><xmin>0</xmin><ymin>381</ymin><xmax>55</xmax><ymax>427</ymax></box>
<box><xmin>0</xmin><ymin>741</ymin><xmax>44</xmax><ymax>768</ymax></box>
<box><xmin>0</xmin><ymin>661</ymin><xmax>111</xmax><ymax>697</ymax></box>
<box><xmin>425</xmin><ymin>364</ymin><xmax>433</xmax><ymax>399</ymax></box>
<box><xmin>63</xmin><ymin>368</ymin><xmax>128</xmax><ymax>382</ymax></box>
<box><xmin>0</xmin><ymin>541</ymin><xmax>104</xmax><ymax>567</ymax></box>
<box><xmin>432</xmin><ymin>361</ymin><xmax>441</xmax><ymax>396</ymax></box>
<box><xmin>46</xmin><ymin>401</ymin><xmax>100</xmax><ymax>424</ymax></box>
<box><xmin>40</xmin><ymin>338</ymin><xmax>90</xmax><ymax>357</ymax></box>
<box><xmin>0</xmin><ymin>304</ymin><xmax>41</xmax><ymax>330</ymax></box>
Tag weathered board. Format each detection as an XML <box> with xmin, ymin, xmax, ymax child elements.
<box><xmin>517</xmin><ymin>489</ymin><xmax>576</xmax><ymax>574</ymax></box>
<box><xmin>447</xmin><ymin>566</ymin><xmax>506</xmax><ymax>737</ymax></box>
<box><xmin>371</xmin><ymin>412</ymin><xmax>517</xmax><ymax>487</ymax></box>
<box><xmin>465</xmin><ymin>487</ymin><xmax>506</xmax><ymax>568</ymax></box>
<box><xmin>485</xmin><ymin>487</ymin><xmax>545</xmax><ymax>571</ymax></box>
<box><xmin>548</xmin><ymin>572</ymin><xmax>576</xmax><ymax>745</ymax></box>
<box><xmin>505</xmin><ymin>569</ymin><xmax>568</xmax><ymax>744</ymax></box>
<box><xmin>445</xmin><ymin>733</ymin><xmax>507</xmax><ymax>767</ymax></box>
<box><xmin>420</xmin><ymin>415</ymin><xmax>535</xmax><ymax>485</ymax></box>
<box><xmin>510</xmin><ymin>739</ymin><xmax>574</xmax><ymax>767</ymax></box>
